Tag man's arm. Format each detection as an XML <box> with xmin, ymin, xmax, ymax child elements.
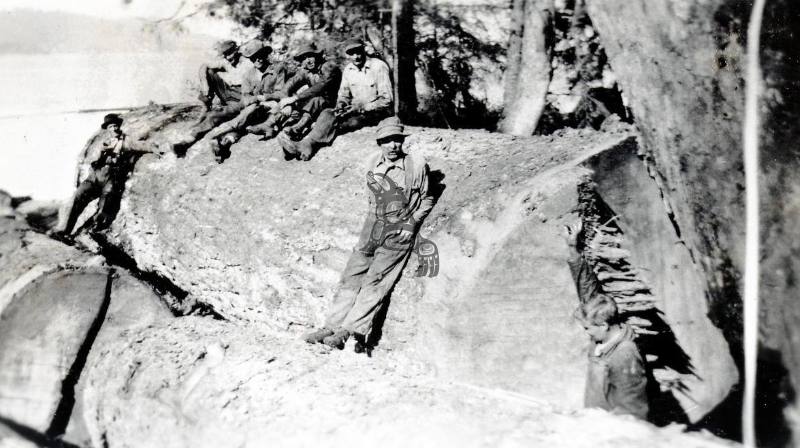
<box><xmin>294</xmin><ymin>64</ymin><xmax>341</xmax><ymax>103</ymax></box>
<box><xmin>411</xmin><ymin>162</ymin><xmax>435</xmax><ymax>224</ymax></box>
<box><xmin>564</xmin><ymin>221</ymin><xmax>601</xmax><ymax>303</ymax></box>
<box><xmin>363</xmin><ymin>60</ymin><xmax>393</xmax><ymax>112</ymax></box>
<box><xmin>336</xmin><ymin>68</ymin><xmax>353</xmax><ymax>107</ymax></box>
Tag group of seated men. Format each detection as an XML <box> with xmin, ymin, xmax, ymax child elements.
<box><xmin>173</xmin><ymin>37</ymin><xmax>394</xmax><ymax>162</ymax></box>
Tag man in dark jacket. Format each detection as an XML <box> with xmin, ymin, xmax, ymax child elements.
<box><xmin>275</xmin><ymin>44</ymin><xmax>341</xmax><ymax>161</ymax></box>
<box><xmin>53</xmin><ymin>114</ymin><xmax>161</xmax><ymax>239</ymax></box>
<box><xmin>564</xmin><ymin>220</ymin><xmax>649</xmax><ymax>419</ymax></box>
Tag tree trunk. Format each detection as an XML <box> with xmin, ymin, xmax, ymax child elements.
<box><xmin>392</xmin><ymin>0</ymin><xmax>417</xmax><ymax>121</ymax></box>
<box><xmin>499</xmin><ymin>0</ymin><xmax>553</xmax><ymax>136</ymax></box>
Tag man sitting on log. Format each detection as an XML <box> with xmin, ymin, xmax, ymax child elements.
<box><xmin>274</xmin><ymin>43</ymin><xmax>342</xmax><ymax>161</ymax></box>
<box><xmin>206</xmin><ymin>42</ymin><xmax>295</xmax><ymax>161</ymax></box>
<box><xmin>564</xmin><ymin>220</ymin><xmax>649</xmax><ymax>419</ymax></box>
<box><xmin>281</xmin><ymin>39</ymin><xmax>394</xmax><ymax>161</ymax></box>
<box><xmin>303</xmin><ymin>117</ymin><xmax>435</xmax><ymax>353</ymax></box>
<box><xmin>171</xmin><ymin>39</ymin><xmax>265</xmax><ymax>154</ymax></box>
<box><xmin>52</xmin><ymin>114</ymin><xmax>162</xmax><ymax>240</ymax></box>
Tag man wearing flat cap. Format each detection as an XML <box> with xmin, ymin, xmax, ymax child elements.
<box><xmin>304</xmin><ymin>117</ymin><xmax>436</xmax><ymax>352</ymax></box>
<box><xmin>274</xmin><ymin>43</ymin><xmax>341</xmax><ymax>160</ymax></box>
<box><xmin>335</xmin><ymin>38</ymin><xmax>393</xmax><ymax>128</ymax></box>
<box><xmin>206</xmin><ymin>40</ymin><xmax>294</xmax><ymax>160</ymax></box>
<box><xmin>54</xmin><ymin>113</ymin><xmax>162</xmax><ymax>239</ymax></box>
<box><xmin>173</xmin><ymin>39</ymin><xmax>274</xmax><ymax>155</ymax></box>
<box><xmin>280</xmin><ymin>38</ymin><xmax>393</xmax><ymax>161</ymax></box>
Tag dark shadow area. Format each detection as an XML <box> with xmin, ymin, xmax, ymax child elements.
<box><xmin>578</xmin><ymin>181</ymin><xmax>696</xmax><ymax>427</ymax></box>
<box><xmin>689</xmin><ymin>347</ymin><xmax>796</xmax><ymax>446</ymax></box>
<box><xmin>0</xmin><ymin>414</ymin><xmax>80</xmax><ymax>448</ymax></box>
<box><xmin>628</xmin><ymin>308</ymin><xmax>694</xmax><ymax>426</ymax></box>
<box><xmin>46</xmin><ymin>271</ymin><xmax>113</xmax><ymax>438</ymax></box>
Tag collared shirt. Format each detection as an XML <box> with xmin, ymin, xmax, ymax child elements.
<box><xmin>256</xmin><ymin>62</ymin><xmax>292</xmax><ymax>101</ymax></box>
<box><xmin>208</xmin><ymin>58</ymin><xmax>254</xmax><ymax>88</ymax></box>
<box><xmin>338</xmin><ymin>58</ymin><xmax>393</xmax><ymax>112</ymax></box>
<box><xmin>373</xmin><ymin>155</ymin><xmax>406</xmax><ymax>190</ymax></box>
<box><xmin>364</xmin><ymin>151</ymin><xmax>434</xmax><ymax>224</ymax></box>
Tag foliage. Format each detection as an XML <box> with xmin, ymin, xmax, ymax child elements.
<box><xmin>209</xmin><ymin>0</ymin><xmax>507</xmax><ymax>128</ymax></box>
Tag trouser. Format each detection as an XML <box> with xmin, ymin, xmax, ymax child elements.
<box><xmin>203</xmin><ymin>68</ymin><xmax>241</xmax><ymax>106</ymax></box>
<box><xmin>175</xmin><ymin>103</ymin><xmax>243</xmax><ymax>150</ymax></box>
<box><xmin>297</xmin><ymin>107</ymin><xmax>391</xmax><ymax>155</ymax></box>
<box><xmin>323</xmin><ymin>238</ymin><xmax>413</xmax><ymax>336</ymax></box>
<box><xmin>209</xmin><ymin>101</ymin><xmax>277</xmax><ymax>138</ymax></box>
<box><xmin>63</xmin><ymin>175</ymin><xmax>116</xmax><ymax>235</ymax></box>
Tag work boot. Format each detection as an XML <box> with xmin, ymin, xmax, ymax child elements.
<box><xmin>277</xmin><ymin>131</ymin><xmax>299</xmax><ymax>160</ymax></box>
<box><xmin>303</xmin><ymin>327</ymin><xmax>334</xmax><ymax>344</ymax></box>
<box><xmin>297</xmin><ymin>139</ymin><xmax>315</xmax><ymax>161</ymax></box>
<box><xmin>322</xmin><ymin>328</ymin><xmax>351</xmax><ymax>350</ymax></box>
<box><xmin>353</xmin><ymin>333</ymin><xmax>368</xmax><ymax>355</ymax></box>
<box><xmin>286</xmin><ymin>113</ymin><xmax>312</xmax><ymax>139</ymax></box>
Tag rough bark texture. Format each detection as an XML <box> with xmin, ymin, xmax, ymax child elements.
<box><xmin>585</xmin><ymin>1</ymin><xmax>800</xmax><ymax>444</ymax></box>
<box><xmin>499</xmin><ymin>0</ymin><xmax>554</xmax><ymax>135</ymax></box>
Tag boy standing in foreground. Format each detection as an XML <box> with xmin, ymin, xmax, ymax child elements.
<box><xmin>564</xmin><ymin>220</ymin><xmax>649</xmax><ymax>419</ymax></box>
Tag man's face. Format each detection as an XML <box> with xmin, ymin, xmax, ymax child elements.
<box><xmin>301</xmin><ymin>55</ymin><xmax>319</xmax><ymax>72</ymax></box>
<box><xmin>223</xmin><ymin>50</ymin><xmax>240</xmax><ymax>66</ymax></box>
<box><xmin>106</xmin><ymin>123</ymin><xmax>121</xmax><ymax>137</ymax></box>
<box><xmin>252</xmin><ymin>54</ymin><xmax>271</xmax><ymax>72</ymax></box>
<box><xmin>379</xmin><ymin>136</ymin><xmax>404</xmax><ymax>161</ymax></box>
<box><xmin>347</xmin><ymin>48</ymin><xmax>366</xmax><ymax>68</ymax></box>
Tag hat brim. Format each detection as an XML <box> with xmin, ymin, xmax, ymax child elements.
<box><xmin>376</xmin><ymin>133</ymin><xmax>407</xmax><ymax>142</ymax></box>
<box><xmin>344</xmin><ymin>45</ymin><xmax>365</xmax><ymax>54</ymax></box>
<box><xmin>101</xmin><ymin>121</ymin><xmax>122</xmax><ymax>129</ymax></box>
<box><xmin>294</xmin><ymin>50</ymin><xmax>321</xmax><ymax>61</ymax></box>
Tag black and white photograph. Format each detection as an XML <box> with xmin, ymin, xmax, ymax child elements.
<box><xmin>0</xmin><ymin>0</ymin><xmax>796</xmax><ymax>446</ymax></box>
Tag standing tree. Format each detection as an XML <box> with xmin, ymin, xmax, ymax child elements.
<box><xmin>499</xmin><ymin>0</ymin><xmax>554</xmax><ymax>135</ymax></box>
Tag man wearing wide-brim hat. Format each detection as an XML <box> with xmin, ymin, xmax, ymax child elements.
<box><xmin>304</xmin><ymin>116</ymin><xmax>436</xmax><ymax>352</ymax></box>
<box><xmin>274</xmin><ymin>43</ymin><xmax>342</xmax><ymax>160</ymax></box>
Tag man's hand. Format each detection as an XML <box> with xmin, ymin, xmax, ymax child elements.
<box><xmin>395</xmin><ymin>229</ymin><xmax>414</xmax><ymax>244</ymax></box>
<box><xmin>563</xmin><ymin>219</ymin><xmax>583</xmax><ymax>247</ymax></box>
<box><xmin>279</xmin><ymin>96</ymin><xmax>297</xmax><ymax>108</ymax></box>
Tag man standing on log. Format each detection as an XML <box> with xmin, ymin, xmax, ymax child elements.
<box><xmin>53</xmin><ymin>114</ymin><xmax>162</xmax><ymax>240</ymax></box>
<box><xmin>304</xmin><ymin>117</ymin><xmax>435</xmax><ymax>353</ymax></box>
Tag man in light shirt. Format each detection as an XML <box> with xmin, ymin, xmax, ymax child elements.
<box><xmin>282</xmin><ymin>39</ymin><xmax>393</xmax><ymax>161</ymax></box>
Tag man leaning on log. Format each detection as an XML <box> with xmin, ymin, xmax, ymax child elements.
<box><xmin>303</xmin><ymin>117</ymin><xmax>435</xmax><ymax>353</ymax></box>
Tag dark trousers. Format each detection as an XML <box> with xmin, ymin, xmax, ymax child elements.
<box><xmin>63</xmin><ymin>174</ymin><xmax>115</xmax><ymax>235</ymax></box>
<box><xmin>298</xmin><ymin>107</ymin><xmax>391</xmax><ymax>155</ymax></box>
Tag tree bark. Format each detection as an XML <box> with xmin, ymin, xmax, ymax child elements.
<box><xmin>392</xmin><ymin>0</ymin><xmax>417</xmax><ymax>121</ymax></box>
<box><xmin>499</xmin><ymin>0</ymin><xmax>553</xmax><ymax>136</ymax></box>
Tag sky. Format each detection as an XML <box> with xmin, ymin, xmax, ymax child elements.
<box><xmin>0</xmin><ymin>0</ymin><xmax>239</xmax><ymax>38</ymax></box>
<box><xmin>0</xmin><ymin>0</ymin><xmax>243</xmax><ymax>199</ymax></box>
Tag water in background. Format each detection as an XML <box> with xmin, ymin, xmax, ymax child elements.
<box><xmin>0</xmin><ymin>51</ymin><xmax>207</xmax><ymax>200</ymax></box>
